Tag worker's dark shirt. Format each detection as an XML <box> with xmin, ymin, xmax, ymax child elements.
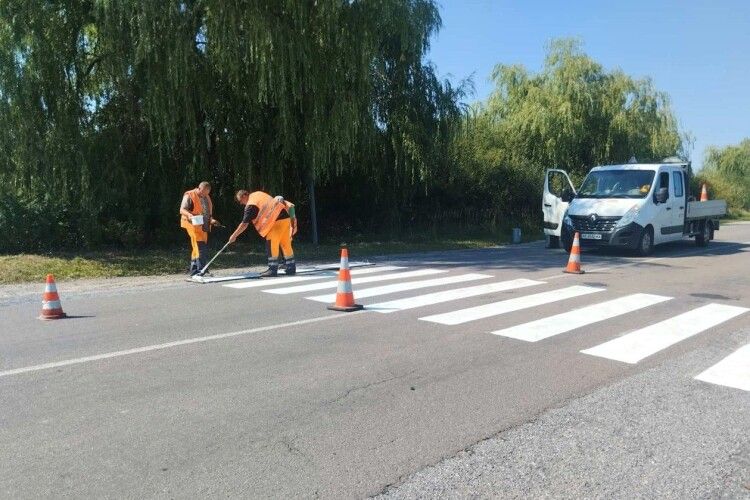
<box><xmin>242</xmin><ymin>204</ymin><xmax>289</xmax><ymax>224</ymax></box>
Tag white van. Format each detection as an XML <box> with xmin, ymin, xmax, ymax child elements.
<box><xmin>543</xmin><ymin>159</ymin><xmax>726</xmax><ymax>256</ymax></box>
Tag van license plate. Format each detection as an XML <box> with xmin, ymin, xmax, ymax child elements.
<box><xmin>581</xmin><ymin>233</ymin><xmax>603</xmax><ymax>240</ymax></box>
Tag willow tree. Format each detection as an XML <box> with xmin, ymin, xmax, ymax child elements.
<box><xmin>698</xmin><ymin>139</ymin><xmax>750</xmax><ymax>211</ymax></box>
<box><xmin>455</xmin><ymin>38</ymin><xmax>685</xmax><ymax>218</ymax></box>
<box><xmin>0</xmin><ymin>0</ymin><xmax>461</xmax><ymax>249</ymax></box>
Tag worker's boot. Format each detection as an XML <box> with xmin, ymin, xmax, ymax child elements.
<box><xmin>284</xmin><ymin>259</ymin><xmax>296</xmax><ymax>276</ymax></box>
<box><xmin>260</xmin><ymin>258</ymin><xmax>278</xmax><ymax>278</ymax></box>
<box><xmin>260</xmin><ymin>266</ymin><xmax>277</xmax><ymax>278</ymax></box>
<box><xmin>189</xmin><ymin>259</ymin><xmax>199</xmax><ymax>276</ymax></box>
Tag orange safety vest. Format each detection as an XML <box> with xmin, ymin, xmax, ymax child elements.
<box><xmin>180</xmin><ymin>189</ymin><xmax>213</xmax><ymax>236</ymax></box>
<box><xmin>247</xmin><ymin>191</ymin><xmax>287</xmax><ymax>238</ymax></box>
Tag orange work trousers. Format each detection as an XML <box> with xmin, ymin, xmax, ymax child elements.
<box><xmin>266</xmin><ymin>218</ymin><xmax>294</xmax><ymax>261</ymax></box>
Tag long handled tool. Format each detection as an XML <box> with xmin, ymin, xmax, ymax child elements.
<box><xmin>197</xmin><ymin>241</ymin><xmax>231</xmax><ymax>276</ymax></box>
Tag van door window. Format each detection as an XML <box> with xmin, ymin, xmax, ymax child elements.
<box><xmin>658</xmin><ymin>172</ymin><xmax>670</xmax><ymax>194</ymax></box>
<box><xmin>672</xmin><ymin>171</ymin><xmax>684</xmax><ymax>197</ymax></box>
<box><xmin>548</xmin><ymin>171</ymin><xmax>568</xmax><ymax>198</ymax></box>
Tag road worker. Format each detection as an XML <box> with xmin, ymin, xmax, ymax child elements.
<box><xmin>229</xmin><ymin>190</ymin><xmax>298</xmax><ymax>277</ymax></box>
<box><xmin>179</xmin><ymin>181</ymin><xmax>220</xmax><ymax>276</ymax></box>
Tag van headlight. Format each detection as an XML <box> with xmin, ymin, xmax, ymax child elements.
<box><xmin>616</xmin><ymin>206</ymin><xmax>639</xmax><ymax>228</ymax></box>
<box><xmin>563</xmin><ymin>214</ymin><xmax>572</xmax><ymax>227</ymax></box>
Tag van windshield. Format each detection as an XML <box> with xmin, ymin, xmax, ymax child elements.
<box><xmin>577</xmin><ymin>170</ymin><xmax>655</xmax><ymax>199</ymax></box>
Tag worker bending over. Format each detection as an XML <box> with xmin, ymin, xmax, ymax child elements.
<box><xmin>180</xmin><ymin>181</ymin><xmax>220</xmax><ymax>276</ymax></box>
<box><xmin>229</xmin><ymin>190</ymin><xmax>298</xmax><ymax>277</ymax></box>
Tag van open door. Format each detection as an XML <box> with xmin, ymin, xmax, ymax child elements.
<box><xmin>543</xmin><ymin>169</ymin><xmax>576</xmax><ymax>248</ymax></box>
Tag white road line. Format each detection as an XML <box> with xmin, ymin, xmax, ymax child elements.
<box><xmin>419</xmin><ymin>285</ymin><xmax>605</xmax><ymax>326</ymax></box>
<box><xmin>695</xmin><ymin>344</ymin><xmax>750</xmax><ymax>392</ymax></box>
<box><xmin>580</xmin><ymin>303</ymin><xmax>749</xmax><ymax>364</ymax></box>
<box><xmin>367</xmin><ymin>279</ymin><xmax>545</xmax><ymax>313</ymax></box>
<box><xmin>224</xmin><ymin>266</ymin><xmax>404</xmax><ymax>289</ymax></box>
<box><xmin>0</xmin><ymin>312</ymin><xmax>364</xmax><ymax>379</ymax></box>
<box><xmin>263</xmin><ymin>269</ymin><xmax>446</xmax><ymax>295</ymax></box>
<box><xmin>492</xmin><ymin>293</ymin><xmax>673</xmax><ymax>342</ymax></box>
<box><xmin>305</xmin><ymin>273</ymin><xmax>492</xmax><ymax>303</ymax></box>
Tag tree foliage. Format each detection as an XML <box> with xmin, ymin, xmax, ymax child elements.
<box><xmin>697</xmin><ymin>139</ymin><xmax>750</xmax><ymax>211</ymax></box>
<box><xmin>0</xmin><ymin>0</ymin><xmax>463</xmax><ymax>251</ymax></box>
<box><xmin>455</xmin><ymin>39</ymin><xmax>685</xmax><ymax>218</ymax></box>
<box><xmin>0</xmin><ymin>5</ymin><xmax>687</xmax><ymax>255</ymax></box>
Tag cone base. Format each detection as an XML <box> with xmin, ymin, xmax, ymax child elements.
<box><xmin>38</xmin><ymin>312</ymin><xmax>67</xmax><ymax>320</ymax></box>
<box><xmin>327</xmin><ymin>304</ymin><xmax>364</xmax><ymax>312</ymax></box>
<box><xmin>563</xmin><ymin>269</ymin><xmax>585</xmax><ymax>274</ymax></box>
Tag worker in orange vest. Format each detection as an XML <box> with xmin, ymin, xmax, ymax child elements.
<box><xmin>229</xmin><ymin>190</ymin><xmax>298</xmax><ymax>277</ymax></box>
<box><xmin>179</xmin><ymin>181</ymin><xmax>220</xmax><ymax>276</ymax></box>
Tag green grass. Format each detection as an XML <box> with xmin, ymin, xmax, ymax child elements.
<box><xmin>725</xmin><ymin>209</ymin><xmax>750</xmax><ymax>221</ymax></box>
<box><xmin>0</xmin><ymin>232</ymin><xmax>541</xmax><ymax>285</ymax></box>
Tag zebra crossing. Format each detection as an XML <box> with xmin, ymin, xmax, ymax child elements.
<box><xmin>223</xmin><ymin>265</ymin><xmax>750</xmax><ymax>392</ymax></box>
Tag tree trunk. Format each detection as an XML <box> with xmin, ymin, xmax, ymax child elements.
<box><xmin>307</xmin><ymin>171</ymin><xmax>319</xmax><ymax>245</ymax></box>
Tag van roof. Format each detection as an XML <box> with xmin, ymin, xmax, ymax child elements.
<box><xmin>591</xmin><ymin>163</ymin><xmax>687</xmax><ymax>172</ymax></box>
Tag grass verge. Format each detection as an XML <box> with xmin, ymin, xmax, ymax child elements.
<box><xmin>1</xmin><ymin>232</ymin><xmax>539</xmax><ymax>285</ymax></box>
<box><xmin>725</xmin><ymin>209</ymin><xmax>750</xmax><ymax>222</ymax></box>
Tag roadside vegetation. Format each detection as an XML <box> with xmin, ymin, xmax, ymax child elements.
<box><xmin>1</xmin><ymin>3</ymin><xmax>743</xmax><ymax>283</ymax></box>
<box><xmin>695</xmin><ymin>139</ymin><xmax>750</xmax><ymax>220</ymax></box>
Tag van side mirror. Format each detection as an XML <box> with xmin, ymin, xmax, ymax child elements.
<box><xmin>655</xmin><ymin>187</ymin><xmax>668</xmax><ymax>204</ymax></box>
<box><xmin>561</xmin><ymin>189</ymin><xmax>574</xmax><ymax>203</ymax></box>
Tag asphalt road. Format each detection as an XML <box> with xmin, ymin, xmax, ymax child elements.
<box><xmin>2</xmin><ymin>223</ymin><xmax>749</xmax><ymax>498</ymax></box>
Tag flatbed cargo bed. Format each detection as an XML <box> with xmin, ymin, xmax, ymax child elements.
<box><xmin>686</xmin><ymin>200</ymin><xmax>726</xmax><ymax>220</ymax></box>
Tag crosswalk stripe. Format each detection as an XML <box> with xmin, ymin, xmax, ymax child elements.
<box><xmin>263</xmin><ymin>269</ymin><xmax>446</xmax><ymax>295</ymax></box>
<box><xmin>694</xmin><ymin>344</ymin><xmax>750</xmax><ymax>392</ymax></box>
<box><xmin>419</xmin><ymin>285</ymin><xmax>605</xmax><ymax>326</ymax></box>
<box><xmin>367</xmin><ymin>279</ymin><xmax>545</xmax><ymax>313</ymax></box>
<box><xmin>492</xmin><ymin>293</ymin><xmax>673</xmax><ymax>342</ymax></box>
<box><xmin>223</xmin><ymin>266</ymin><xmax>404</xmax><ymax>289</ymax></box>
<box><xmin>580</xmin><ymin>303</ymin><xmax>749</xmax><ymax>364</ymax></box>
<box><xmin>305</xmin><ymin>273</ymin><xmax>492</xmax><ymax>303</ymax></box>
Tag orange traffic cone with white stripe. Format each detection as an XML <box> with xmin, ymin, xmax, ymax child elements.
<box><xmin>327</xmin><ymin>246</ymin><xmax>364</xmax><ymax>312</ymax></box>
<box><xmin>39</xmin><ymin>274</ymin><xmax>67</xmax><ymax>320</ymax></box>
<box><xmin>700</xmin><ymin>183</ymin><xmax>709</xmax><ymax>202</ymax></box>
<box><xmin>563</xmin><ymin>232</ymin><xmax>585</xmax><ymax>274</ymax></box>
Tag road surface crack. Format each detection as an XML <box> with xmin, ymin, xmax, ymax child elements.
<box><xmin>323</xmin><ymin>369</ymin><xmax>418</xmax><ymax>407</ymax></box>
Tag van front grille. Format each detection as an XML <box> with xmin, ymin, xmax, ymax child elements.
<box><xmin>569</xmin><ymin>215</ymin><xmax>621</xmax><ymax>232</ymax></box>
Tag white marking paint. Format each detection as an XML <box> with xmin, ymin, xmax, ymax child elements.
<box><xmin>0</xmin><ymin>313</ymin><xmax>364</xmax><ymax>379</ymax></box>
<box><xmin>419</xmin><ymin>285</ymin><xmax>604</xmax><ymax>325</ymax></box>
<box><xmin>493</xmin><ymin>293</ymin><xmax>672</xmax><ymax>342</ymax></box>
<box><xmin>367</xmin><ymin>279</ymin><xmax>544</xmax><ymax>313</ymax></box>
<box><xmin>695</xmin><ymin>344</ymin><xmax>750</xmax><ymax>392</ymax></box>
<box><xmin>263</xmin><ymin>268</ymin><xmax>445</xmax><ymax>295</ymax></box>
<box><xmin>581</xmin><ymin>303</ymin><xmax>749</xmax><ymax>364</ymax></box>
<box><xmin>305</xmin><ymin>273</ymin><xmax>492</xmax><ymax>303</ymax></box>
<box><xmin>224</xmin><ymin>265</ymin><xmax>404</xmax><ymax>289</ymax></box>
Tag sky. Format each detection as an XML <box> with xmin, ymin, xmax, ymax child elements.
<box><xmin>427</xmin><ymin>0</ymin><xmax>750</xmax><ymax>169</ymax></box>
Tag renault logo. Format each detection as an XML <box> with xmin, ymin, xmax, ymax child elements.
<box><xmin>590</xmin><ymin>214</ymin><xmax>598</xmax><ymax>223</ymax></box>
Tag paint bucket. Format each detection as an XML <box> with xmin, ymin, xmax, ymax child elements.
<box><xmin>512</xmin><ymin>227</ymin><xmax>522</xmax><ymax>244</ymax></box>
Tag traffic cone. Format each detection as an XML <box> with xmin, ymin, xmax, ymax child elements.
<box><xmin>700</xmin><ymin>183</ymin><xmax>709</xmax><ymax>202</ymax></box>
<box><xmin>563</xmin><ymin>232</ymin><xmax>585</xmax><ymax>274</ymax></box>
<box><xmin>327</xmin><ymin>246</ymin><xmax>364</xmax><ymax>312</ymax></box>
<box><xmin>39</xmin><ymin>274</ymin><xmax>67</xmax><ymax>320</ymax></box>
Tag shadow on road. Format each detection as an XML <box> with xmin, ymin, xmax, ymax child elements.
<box><xmin>373</xmin><ymin>240</ymin><xmax>750</xmax><ymax>274</ymax></box>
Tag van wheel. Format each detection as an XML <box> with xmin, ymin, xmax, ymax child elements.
<box><xmin>636</xmin><ymin>226</ymin><xmax>654</xmax><ymax>256</ymax></box>
<box><xmin>546</xmin><ymin>235</ymin><xmax>560</xmax><ymax>249</ymax></box>
<box><xmin>695</xmin><ymin>221</ymin><xmax>710</xmax><ymax>247</ymax></box>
